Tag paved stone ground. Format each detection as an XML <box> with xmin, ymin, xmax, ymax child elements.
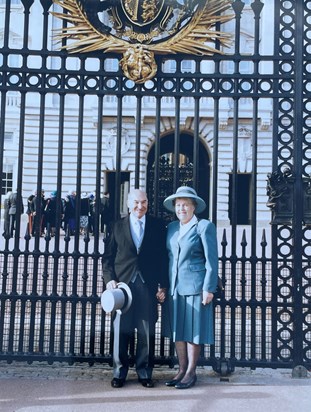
<box><xmin>0</xmin><ymin>360</ymin><xmax>309</xmax><ymax>383</ymax></box>
<box><xmin>0</xmin><ymin>361</ymin><xmax>311</xmax><ymax>412</ymax></box>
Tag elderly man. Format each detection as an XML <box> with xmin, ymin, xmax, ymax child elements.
<box><xmin>102</xmin><ymin>189</ymin><xmax>168</xmax><ymax>388</ymax></box>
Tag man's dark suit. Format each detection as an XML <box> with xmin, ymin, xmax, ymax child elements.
<box><xmin>102</xmin><ymin>214</ymin><xmax>168</xmax><ymax>380</ymax></box>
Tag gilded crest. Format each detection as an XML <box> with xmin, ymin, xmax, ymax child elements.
<box><xmin>52</xmin><ymin>0</ymin><xmax>233</xmax><ymax>83</ymax></box>
<box><xmin>120</xmin><ymin>45</ymin><xmax>157</xmax><ymax>84</ymax></box>
<box><xmin>120</xmin><ymin>0</ymin><xmax>165</xmax><ymax>27</ymax></box>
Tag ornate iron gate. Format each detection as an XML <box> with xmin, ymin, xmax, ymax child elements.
<box><xmin>0</xmin><ymin>0</ymin><xmax>310</xmax><ymax>373</ymax></box>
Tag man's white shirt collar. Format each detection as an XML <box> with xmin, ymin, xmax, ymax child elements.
<box><xmin>130</xmin><ymin>214</ymin><xmax>146</xmax><ymax>226</ymax></box>
<box><xmin>130</xmin><ymin>214</ymin><xmax>146</xmax><ymax>237</ymax></box>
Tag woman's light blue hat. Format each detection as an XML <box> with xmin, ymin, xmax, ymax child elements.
<box><xmin>163</xmin><ymin>186</ymin><xmax>206</xmax><ymax>214</ymax></box>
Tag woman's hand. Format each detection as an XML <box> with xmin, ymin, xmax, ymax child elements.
<box><xmin>202</xmin><ymin>291</ymin><xmax>214</xmax><ymax>305</ymax></box>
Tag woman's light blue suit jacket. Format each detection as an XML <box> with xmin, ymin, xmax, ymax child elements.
<box><xmin>166</xmin><ymin>218</ymin><xmax>218</xmax><ymax>296</ymax></box>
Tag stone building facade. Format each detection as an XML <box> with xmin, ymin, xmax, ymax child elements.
<box><xmin>1</xmin><ymin>0</ymin><xmax>273</xmax><ymax>228</ymax></box>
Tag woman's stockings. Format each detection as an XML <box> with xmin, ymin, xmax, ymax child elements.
<box><xmin>174</xmin><ymin>341</ymin><xmax>201</xmax><ymax>383</ymax></box>
<box><xmin>173</xmin><ymin>341</ymin><xmax>188</xmax><ymax>380</ymax></box>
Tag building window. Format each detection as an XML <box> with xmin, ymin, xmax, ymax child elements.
<box><xmin>181</xmin><ymin>59</ymin><xmax>194</xmax><ymax>73</ymax></box>
<box><xmin>4</xmin><ymin>131</ymin><xmax>13</xmax><ymax>141</ymax></box>
<box><xmin>229</xmin><ymin>173</ymin><xmax>252</xmax><ymax>225</ymax></box>
<box><xmin>2</xmin><ymin>164</ymin><xmax>13</xmax><ymax>195</ymax></box>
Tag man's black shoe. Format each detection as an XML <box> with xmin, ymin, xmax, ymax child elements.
<box><xmin>139</xmin><ymin>378</ymin><xmax>154</xmax><ymax>388</ymax></box>
<box><xmin>111</xmin><ymin>378</ymin><xmax>124</xmax><ymax>388</ymax></box>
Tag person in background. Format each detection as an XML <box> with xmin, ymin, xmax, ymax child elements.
<box><xmin>63</xmin><ymin>190</ymin><xmax>76</xmax><ymax>236</ymax></box>
<box><xmin>2</xmin><ymin>191</ymin><xmax>12</xmax><ymax>237</ymax></box>
<box><xmin>102</xmin><ymin>189</ymin><xmax>168</xmax><ymax>389</ymax></box>
<box><xmin>26</xmin><ymin>192</ymin><xmax>35</xmax><ymax>235</ymax></box>
<box><xmin>100</xmin><ymin>191</ymin><xmax>113</xmax><ymax>239</ymax></box>
<box><xmin>88</xmin><ymin>193</ymin><xmax>96</xmax><ymax>234</ymax></box>
<box><xmin>80</xmin><ymin>192</ymin><xmax>90</xmax><ymax>236</ymax></box>
<box><xmin>44</xmin><ymin>191</ymin><xmax>63</xmax><ymax>237</ymax></box>
<box><xmin>8</xmin><ymin>190</ymin><xmax>24</xmax><ymax>238</ymax></box>
<box><xmin>30</xmin><ymin>190</ymin><xmax>46</xmax><ymax>237</ymax></box>
<box><xmin>162</xmin><ymin>186</ymin><xmax>218</xmax><ymax>389</ymax></box>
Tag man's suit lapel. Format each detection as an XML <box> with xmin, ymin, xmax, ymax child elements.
<box><xmin>122</xmin><ymin>215</ymin><xmax>137</xmax><ymax>251</ymax></box>
<box><xmin>139</xmin><ymin>215</ymin><xmax>151</xmax><ymax>252</ymax></box>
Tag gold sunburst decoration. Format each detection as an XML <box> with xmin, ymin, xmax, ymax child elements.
<box><xmin>52</xmin><ymin>0</ymin><xmax>233</xmax><ymax>83</ymax></box>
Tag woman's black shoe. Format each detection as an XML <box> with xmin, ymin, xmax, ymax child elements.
<box><xmin>175</xmin><ymin>375</ymin><xmax>197</xmax><ymax>389</ymax></box>
<box><xmin>165</xmin><ymin>378</ymin><xmax>181</xmax><ymax>387</ymax></box>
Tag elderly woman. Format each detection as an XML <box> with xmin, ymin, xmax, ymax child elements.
<box><xmin>163</xmin><ymin>186</ymin><xmax>218</xmax><ymax>389</ymax></box>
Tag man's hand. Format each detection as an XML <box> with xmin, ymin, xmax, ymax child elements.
<box><xmin>156</xmin><ymin>287</ymin><xmax>166</xmax><ymax>303</ymax></box>
<box><xmin>106</xmin><ymin>280</ymin><xmax>118</xmax><ymax>290</ymax></box>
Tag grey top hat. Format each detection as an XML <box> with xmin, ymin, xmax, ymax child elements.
<box><xmin>101</xmin><ymin>282</ymin><xmax>132</xmax><ymax>314</ymax></box>
<box><xmin>163</xmin><ymin>186</ymin><xmax>206</xmax><ymax>214</ymax></box>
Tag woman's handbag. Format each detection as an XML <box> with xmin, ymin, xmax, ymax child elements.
<box><xmin>214</xmin><ymin>276</ymin><xmax>225</xmax><ymax>300</ymax></box>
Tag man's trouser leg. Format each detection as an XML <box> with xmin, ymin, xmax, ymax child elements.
<box><xmin>112</xmin><ymin>311</ymin><xmax>131</xmax><ymax>380</ymax></box>
<box><xmin>130</xmin><ymin>276</ymin><xmax>155</xmax><ymax>380</ymax></box>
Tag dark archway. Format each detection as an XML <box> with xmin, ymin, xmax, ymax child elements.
<box><xmin>147</xmin><ymin>132</ymin><xmax>210</xmax><ymax>222</ymax></box>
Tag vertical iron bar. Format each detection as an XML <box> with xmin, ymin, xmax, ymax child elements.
<box><xmin>240</xmin><ymin>230</ymin><xmax>247</xmax><ymax>360</ymax></box>
<box><xmin>0</xmin><ymin>0</ymin><xmax>11</xmax><ymax>209</ymax></box>
<box><xmin>114</xmin><ymin>96</ymin><xmax>123</xmax><ymax>219</ymax></box>
<box><xmin>212</xmin><ymin>98</ymin><xmax>220</xmax><ymax>224</ymax></box>
<box><xmin>153</xmin><ymin>96</ymin><xmax>162</xmax><ymax>216</ymax></box>
<box><xmin>292</xmin><ymin>0</ymin><xmax>304</xmax><ymax>366</ymax></box>
<box><xmin>89</xmin><ymin>94</ymin><xmax>105</xmax><ymax>355</ymax></box>
<box><xmin>260</xmin><ymin>229</ymin><xmax>268</xmax><ymax>360</ymax></box>
<box><xmin>220</xmin><ymin>230</ymin><xmax>228</xmax><ymax>358</ymax></box>
<box><xmin>250</xmin><ymin>98</ymin><xmax>259</xmax><ymax>362</ymax></box>
<box><xmin>193</xmin><ymin>97</ymin><xmax>200</xmax><ymax>191</ymax></box>
<box><xmin>27</xmin><ymin>0</ymin><xmax>52</xmax><ymax>353</ymax></box>
<box><xmin>271</xmin><ymin>0</ymin><xmax>281</xmax><ymax>364</ymax></box>
<box><xmin>7</xmin><ymin>76</ymin><xmax>27</xmax><ymax>353</ymax></box>
<box><xmin>250</xmin><ymin>0</ymin><xmax>264</xmax><ymax>363</ymax></box>
<box><xmin>69</xmin><ymin>88</ymin><xmax>85</xmax><ymax>355</ymax></box>
<box><xmin>135</xmin><ymin>92</ymin><xmax>142</xmax><ymax>188</ymax></box>
<box><xmin>0</xmin><ymin>0</ymin><xmax>11</xmax><ymax>355</ymax></box>
<box><xmin>48</xmin><ymin>89</ymin><xmax>66</xmax><ymax>355</ymax></box>
<box><xmin>229</xmin><ymin>0</ymin><xmax>244</xmax><ymax>361</ymax></box>
<box><xmin>173</xmin><ymin>97</ymin><xmax>181</xmax><ymax>190</ymax></box>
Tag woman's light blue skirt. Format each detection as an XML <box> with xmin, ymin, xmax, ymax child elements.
<box><xmin>163</xmin><ymin>290</ymin><xmax>214</xmax><ymax>345</ymax></box>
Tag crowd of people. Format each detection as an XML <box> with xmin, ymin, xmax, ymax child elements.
<box><xmin>1</xmin><ymin>189</ymin><xmax>112</xmax><ymax>239</ymax></box>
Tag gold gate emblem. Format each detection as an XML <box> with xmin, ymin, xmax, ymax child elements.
<box><xmin>121</xmin><ymin>0</ymin><xmax>164</xmax><ymax>26</ymax></box>
<box><xmin>52</xmin><ymin>0</ymin><xmax>232</xmax><ymax>83</ymax></box>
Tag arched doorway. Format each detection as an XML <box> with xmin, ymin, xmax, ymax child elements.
<box><xmin>147</xmin><ymin>132</ymin><xmax>211</xmax><ymax>222</ymax></box>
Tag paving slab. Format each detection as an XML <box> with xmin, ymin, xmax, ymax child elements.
<box><xmin>0</xmin><ymin>361</ymin><xmax>311</xmax><ymax>412</ymax></box>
